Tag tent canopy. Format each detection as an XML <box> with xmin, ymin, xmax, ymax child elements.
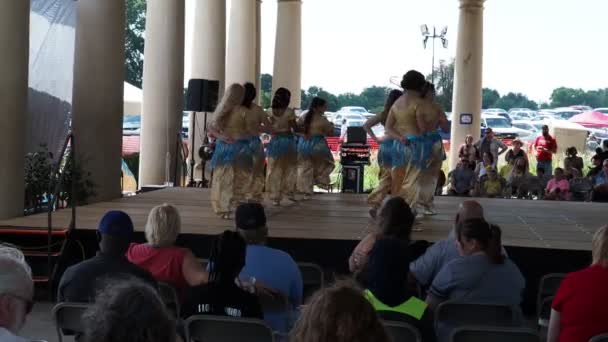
<box><xmin>569</xmin><ymin>111</ymin><xmax>608</xmax><ymax>128</ymax></box>
<box><xmin>124</xmin><ymin>82</ymin><xmax>142</xmax><ymax>116</ymax></box>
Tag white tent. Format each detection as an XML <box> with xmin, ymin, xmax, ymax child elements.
<box><xmin>549</xmin><ymin>120</ymin><xmax>588</xmax><ymax>162</ymax></box>
<box><xmin>124</xmin><ymin>82</ymin><xmax>142</xmax><ymax>116</ymax></box>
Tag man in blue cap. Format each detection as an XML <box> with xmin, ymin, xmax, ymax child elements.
<box><xmin>58</xmin><ymin>210</ymin><xmax>156</xmax><ymax>302</ymax></box>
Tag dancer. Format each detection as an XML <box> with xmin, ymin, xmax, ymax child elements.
<box><xmin>364</xmin><ymin>89</ymin><xmax>404</xmax><ymax>218</ymax></box>
<box><xmin>415</xmin><ymin>82</ymin><xmax>450</xmax><ymax>214</ymax></box>
<box><xmin>384</xmin><ymin>70</ymin><xmax>427</xmax><ymax>215</ymax></box>
<box><xmin>266</xmin><ymin>88</ymin><xmax>298</xmax><ymax>206</ymax></box>
<box><xmin>296</xmin><ymin>97</ymin><xmax>335</xmax><ymax>199</ymax></box>
<box><xmin>208</xmin><ymin>84</ymin><xmax>251</xmax><ymax>219</ymax></box>
<box><xmin>242</xmin><ymin>82</ymin><xmax>271</xmax><ymax>203</ymax></box>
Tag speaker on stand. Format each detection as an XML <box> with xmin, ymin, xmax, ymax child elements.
<box><xmin>185</xmin><ymin>79</ymin><xmax>220</xmax><ymax>188</ymax></box>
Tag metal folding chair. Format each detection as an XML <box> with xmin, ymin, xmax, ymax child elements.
<box><xmin>297</xmin><ymin>262</ymin><xmax>324</xmax><ymax>299</ymax></box>
<box><xmin>185</xmin><ymin>315</ymin><xmax>274</xmax><ymax>342</ymax></box>
<box><xmin>536</xmin><ymin>273</ymin><xmax>565</xmax><ymax>327</ymax></box>
<box><xmin>450</xmin><ymin>326</ymin><xmax>540</xmax><ymax>342</ymax></box>
<box><xmin>159</xmin><ymin>282</ymin><xmax>181</xmax><ymax>318</ymax></box>
<box><xmin>383</xmin><ymin>320</ymin><xmax>422</xmax><ymax>342</ymax></box>
<box><xmin>52</xmin><ymin>302</ymin><xmax>91</xmax><ymax>342</ymax></box>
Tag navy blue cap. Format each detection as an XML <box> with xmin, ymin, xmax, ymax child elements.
<box><xmin>235</xmin><ymin>203</ymin><xmax>266</xmax><ymax>230</ymax></box>
<box><xmin>98</xmin><ymin>211</ymin><xmax>134</xmax><ymax>236</ymax></box>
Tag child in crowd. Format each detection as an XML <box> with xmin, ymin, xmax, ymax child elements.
<box><xmin>545</xmin><ymin>167</ymin><xmax>570</xmax><ymax>201</ymax></box>
<box><xmin>482</xmin><ymin>168</ymin><xmax>503</xmax><ymax>198</ymax></box>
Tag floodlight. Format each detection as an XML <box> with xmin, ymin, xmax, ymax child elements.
<box><xmin>423</xmin><ymin>36</ymin><xmax>429</xmax><ymax>48</ymax></box>
<box><xmin>420</xmin><ymin>24</ymin><xmax>429</xmax><ymax>36</ymax></box>
<box><xmin>441</xmin><ymin>26</ymin><xmax>448</xmax><ymax>36</ymax></box>
<box><xmin>442</xmin><ymin>38</ymin><xmax>448</xmax><ymax>49</ymax></box>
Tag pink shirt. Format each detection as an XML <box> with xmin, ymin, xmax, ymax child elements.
<box><xmin>546</xmin><ymin>178</ymin><xmax>570</xmax><ymax>197</ymax></box>
<box><xmin>127</xmin><ymin>243</ymin><xmax>189</xmax><ymax>296</ymax></box>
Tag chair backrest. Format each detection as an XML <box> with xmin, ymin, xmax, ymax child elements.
<box><xmin>258</xmin><ymin>291</ymin><xmax>289</xmax><ymax>313</ymax></box>
<box><xmin>297</xmin><ymin>262</ymin><xmax>324</xmax><ymax>299</ymax></box>
<box><xmin>185</xmin><ymin>315</ymin><xmax>274</xmax><ymax>342</ymax></box>
<box><xmin>383</xmin><ymin>320</ymin><xmax>422</xmax><ymax>342</ymax></box>
<box><xmin>435</xmin><ymin>302</ymin><xmax>520</xmax><ymax>332</ymax></box>
<box><xmin>536</xmin><ymin>274</ymin><xmax>565</xmax><ymax>320</ymax></box>
<box><xmin>451</xmin><ymin>326</ymin><xmax>540</xmax><ymax>342</ymax></box>
<box><xmin>159</xmin><ymin>282</ymin><xmax>181</xmax><ymax>318</ymax></box>
<box><xmin>537</xmin><ymin>296</ymin><xmax>554</xmax><ymax>328</ymax></box>
<box><xmin>590</xmin><ymin>333</ymin><xmax>608</xmax><ymax>342</ymax></box>
<box><xmin>52</xmin><ymin>302</ymin><xmax>91</xmax><ymax>342</ymax></box>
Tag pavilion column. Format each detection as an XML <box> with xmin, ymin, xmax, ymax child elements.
<box><xmin>0</xmin><ymin>1</ymin><xmax>29</xmax><ymax>219</ymax></box>
<box><xmin>255</xmin><ymin>0</ymin><xmax>262</xmax><ymax>102</ymax></box>
<box><xmin>72</xmin><ymin>0</ymin><xmax>125</xmax><ymax>202</ymax></box>
<box><xmin>272</xmin><ymin>0</ymin><xmax>302</xmax><ymax>108</ymax></box>
<box><xmin>140</xmin><ymin>0</ymin><xmax>185</xmax><ymax>186</ymax></box>
<box><xmin>449</xmin><ymin>0</ymin><xmax>485</xmax><ymax>171</ymax></box>
<box><xmin>225</xmin><ymin>0</ymin><xmax>257</xmax><ymax>86</ymax></box>
<box><xmin>189</xmin><ymin>0</ymin><xmax>226</xmax><ymax>180</ymax></box>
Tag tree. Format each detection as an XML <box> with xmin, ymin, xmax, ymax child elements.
<box><xmin>428</xmin><ymin>59</ymin><xmax>455</xmax><ymax>112</ymax></box>
<box><xmin>482</xmin><ymin>88</ymin><xmax>500</xmax><ymax>109</ymax></box>
<box><xmin>125</xmin><ymin>0</ymin><xmax>146</xmax><ymax>88</ymax></box>
<box><xmin>494</xmin><ymin>92</ymin><xmax>538</xmax><ymax>110</ymax></box>
<box><xmin>261</xmin><ymin>73</ymin><xmax>272</xmax><ymax>93</ymax></box>
<box><xmin>550</xmin><ymin>87</ymin><xmax>586</xmax><ymax>108</ymax></box>
<box><xmin>359</xmin><ymin>86</ymin><xmax>389</xmax><ymax>110</ymax></box>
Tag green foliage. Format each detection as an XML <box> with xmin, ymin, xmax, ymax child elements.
<box><xmin>428</xmin><ymin>59</ymin><xmax>455</xmax><ymax>112</ymax></box>
<box><xmin>58</xmin><ymin>151</ymin><xmax>97</xmax><ymax>207</ymax></box>
<box><xmin>125</xmin><ymin>0</ymin><xmax>146</xmax><ymax>88</ymax></box>
<box><xmin>482</xmin><ymin>88</ymin><xmax>501</xmax><ymax>109</ymax></box>
<box><xmin>494</xmin><ymin>92</ymin><xmax>538</xmax><ymax>110</ymax></box>
<box><xmin>24</xmin><ymin>145</ymin><xmax>53</xmax><ymax>212</ymax></box>
<box><xmin>550</xmin><ymin>87</ymin><xmax>608</xmax><ymax>108</ymax></box>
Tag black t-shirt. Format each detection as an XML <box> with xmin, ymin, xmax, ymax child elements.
<box><xmin>182</xmin><ymin>282</ymin><xmax>263</xmax><ymax>320</ymax></box>
<box><xmin>58</xmin><ymin>252</ymin><xmax>157</xmax><ymax>302</ymax></box>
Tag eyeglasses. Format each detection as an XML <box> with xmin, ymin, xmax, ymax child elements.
<box><xmin>7</xmin><ymin>293</ymin><xmax>34</xmax><ymax>314</ymax></box>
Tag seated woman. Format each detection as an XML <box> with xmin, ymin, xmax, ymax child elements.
<box><xmin>545</xmin><ymin>167</ymin><xmax>570</xmax><ymax>201</ymax></box>
<box><xmin>563</xmin><ymin>146</ymin><xmax>584</xmax><ymax>179</ymax></box>
<box><xmin>127</xmin><ymin>204</ymin><xmax>208</xmax><ymax>298</ymax></box>
<box><xmin>474</xmin><ymin>152</ymin><xmax>495</xmax><ymax>181</ymax></box>
<box><xmin>348</xmin><ymin>196</ymin><xmax>415</xmax><ymax>274</ymax></box>
<box><xmin>548</xmin><ymin>225</ymin><xmax>608</xmax><ymax>342</ymax></box>
<box><xmin>182</xmin><ymin>230</ymin><xmax>263</xmax><ymax>319</ymax></box>
<box><xmin>362</xmin><ymin>237</ymin><xmax>434</xmax><ymax>341</ymax></box>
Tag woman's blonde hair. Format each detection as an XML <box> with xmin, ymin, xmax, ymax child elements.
<box><xmin>290</xmin><ymin>280</ymin><xmax>390</xmax><ymax>342</ymax></box>
<box><xmin>592</xmin><ymin>225</ymin><xmax>608</xmax><ymax>267</ymax></box>
<box><xmin>212</xmin><ymin>83</ymin><xmax>245</xmax><ymax>129</ymax></box>
<box><xmin>145</xmin><ymin>204</ymin><xmax>181</xmax><ymax>247</ymax></box>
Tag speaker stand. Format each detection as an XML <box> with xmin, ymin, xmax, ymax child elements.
<box><xmin>187</xmin><ymin>111</ymin><xmax>210</xmax><ymax>188</ymax></box>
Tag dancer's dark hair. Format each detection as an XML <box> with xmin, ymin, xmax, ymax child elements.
<box><xmin>422</xmin><ymin>81</ymin><xmax>436</xmax><ymax>97</ymax></box>
<box><xmin>304</xmin><ymin>97</ymin><xmax>327</xmax><ymax>135</ymax></box>
<box><xmin>456</xmin><ymin>218</ymin><xmax>504</xmax><ymax>264</ymax></box>
<box><xmin>208</xmin><ymin>230</ymin><xmax>247</xmax><ymax>284</ymax></box>
<box><xmin>242</xmin><ymin>82</ymin><xmax>257</xmax><ymax>108</ymax></box>
<box><xmin>271</xmin><ymin>87</ymin><xmax>291</xmax><ymax>109</ymax></box>
<box><xmin>400</xmin><ymin>70</ymin><xmax>426</xmax><ymax>92</ymax></box>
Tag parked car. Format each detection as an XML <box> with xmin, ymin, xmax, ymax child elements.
<box><xmin>511</xmin><ymin>120</ymin><xmax>540</xmax><ymax>133</ymax></box>
<box><xmin>123</xmin><ymin>115</ymin><xmax>141</xmax><ymax>136</ymax></box>
<box><xmin>570</xmin><ymin>105</ymin><xmax>592</xmax><ymax>112</ymax></box>
<box><xmin>484</xmin><ymin>108</ymin><xmax>508</xmax><ymax>115</ymax></box>
<box><xmin>508</xmin><ymin>108</ymin><xmax>532</xmax><ymax>113</ymax></box>
<box><xmin>481</xmin><ymin>114</ymin><xmax>532</xmax><ymax>140</ymax></box>
<box><xmin>509</xmin><ymin>111</ymin><xmax>536</xmax><ymax>121</ymax></box>
<box><xmin>335</xmin><ymin>117</ymin><xmax>366</xmax><ymax>137</ymax></box>
<box><xmin>552</xmin><ymin>108</ymin><xmax>582</xmax><ymax>120</ymax></box>
<box><xmin>594</xmin><ymin>108</ymin><xmax>608</xmax><ymax>115</ymax></box>
<box><xmin>337</xmin><ymin>106</ymin><xmax>370</xmax><ymax>115</ymax></box>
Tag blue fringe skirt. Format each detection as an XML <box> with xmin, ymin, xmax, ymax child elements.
<box><xmin>297</xmin><ymin>135</ymin><xmax>332</xmax><ymax>160</ymax></box>
<box><xmin>378</xmin><ymin>138</ymin><xmax>397</xmax><ymax>167</ymax></box>
<box><xmin>266</xmin><ymin>133</ymin><xmax>297</xmax><ymax>159</ymax></box>
<box><xmin>210</xmin><ymin>139</ymin><xmax>254</xmax><ymax>169</ymax></box>
<box><xmin>393</xmin><ymin>132</ymin><xmax>444</xmax><ymax>169</ymax></box>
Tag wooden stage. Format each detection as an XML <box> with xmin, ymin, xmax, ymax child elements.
<box><xmin>0</xmin><ymin>187</ymin><xmax>603</xmax><ymax>251</ymax></box>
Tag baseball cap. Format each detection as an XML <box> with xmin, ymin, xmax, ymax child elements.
<box><xmin>98</xmin><ymin>210</ymin><xmax>134</xmax><ymax>236</ymax></box>
<box><xmin>235</xmin><ymin>203</ymin><xmax>266</xmax><ymax>231</ymax></box>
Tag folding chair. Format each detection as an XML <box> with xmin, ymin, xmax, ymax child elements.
<box><xmin>536</xmin><ymin>273</ymin><xmax>565</xmax><ymax>327</ymax></box>
<box><xmin>52</xmin><ymin>302</ymin><xmax>91</xmax><ymax>342</ymax></box>
<box><xmin>450</xmin><ymin>326</ymin><xmax>540</xmax><ymax>342</ymax></box>
<box><xmin>590</xmin><ymin>333</ymin><xmax>608</xmax><ymax>342</ymax></box>
<box><xmin>159</xmin><ymin>282</ymin><xmax>181</xmax><ymax>318</ymax></box>
<box><xmin>435</xmin><ymin>301</ymin><xmax>522</xmax><ymax>339</ymax></box>
<box><xmin>297</xmin><ymin>262</ymin><xmax>324</xmax><ymax>299</ymax></box>
<box><xmin>258</xmin><ymin>291</ymin><xmax>290</xmax><ymax>331</ymax></box>
<box><xmin>185</xmin><ymin>315</ymin><xmax>274</xmax><ymax>342</ymax></box>
<box><xmin>383</xmin><ymin>320</ymin><xmax>422</xmax><ymax>342</ymax></box>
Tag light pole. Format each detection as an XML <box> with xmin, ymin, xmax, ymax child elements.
<box><xmin>421</xmin><ymin>25</ymin><xmax>448</xmax><ymax>84</ymax></box>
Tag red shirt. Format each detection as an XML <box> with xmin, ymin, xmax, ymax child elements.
<box><xmin>534</xmin><ymin>135</ymin><xmax>557</xmax><ymax>161</ymax></box>
<box><xmin>127</xmin><ymin>243</ymin><xmax>189</xmax><ymax>295</ymax></box>
<box><xmin>552</xmin><ymin>265</ymin><xmax>608</xmax><ymax>342</ymax></box>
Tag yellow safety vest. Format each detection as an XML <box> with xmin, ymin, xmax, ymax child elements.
<box><xmin>364</xmin><ymin>289</ymin><xmax>427</xmax><ymax>320</ymax></box>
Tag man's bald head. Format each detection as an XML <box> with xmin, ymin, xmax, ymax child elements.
<box><xmin>455</xmin><ymin>200</ymin><xmax>484</xmax><ymax>225</ymax></box>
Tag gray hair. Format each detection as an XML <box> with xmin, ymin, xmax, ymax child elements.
<box><xmin>0</xmin><ymin>245</ymin><xmax>34</xmax><ymax>300</ymax></box>
<box><xmin>144</xmin><ymin>204</ymin><xmax>181</xmax><ymax>248</ymax></box>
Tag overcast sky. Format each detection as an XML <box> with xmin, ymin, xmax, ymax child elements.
<box><xmin>185</xmin><ymin>0</ymin><xmax>608</xmax><ymax>103</ymax></box>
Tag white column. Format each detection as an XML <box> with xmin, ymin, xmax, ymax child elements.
<box><xmin>72</xmin><ymin>0</ymin><xmax>125</xmax><ymax>202</ymax></box>
<box><xmin>189</xmin><ymin>0</ymin><xmax>226</xmax><ymax>180</ymax></box>
<box><xmin>225</xmin><ymin>0</ymin><xmax>257</xmax><ymax>86</ymax></box>
<box><xmin>0</xmin><ymin>1</ymin><xmax>29</xmax><ymax>219</ymax></box>
<box><xmin>140</xmin><ymin>0</ymin><xmax>185</xmax><ymax>186</ymax></box>
<box><xmin>255</xmin><ymin>0</ymin><xmax>262</xmax><ymax>103</ymax></box>
<box><xmin>272</xmin><ymin>0</ymin><xmax>302</xmax><ymax>108</ymax></box>
<box><xmin>449</xmin><ymin>0</ymin><xmax>485</xmax><ymax>171</ymax></box>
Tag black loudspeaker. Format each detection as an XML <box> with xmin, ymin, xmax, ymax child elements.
<box><xmin>185</xmin><ymin>79</ymin><xmax>220</xmax><ymax>112</ymax></box>
<box><xmin>341</xmin><ymin>165</ymin><xmax>365</xmax><ymax>193</ymax></box>
<box><xmin>346</xmin><ymin>126</ymin><xmax>367</xmax><ymax>144</ymax></box>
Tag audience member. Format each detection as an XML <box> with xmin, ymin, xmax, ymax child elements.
<box><xmin>588</xmin><ymin>154</ymin><xmax>602</xmax><ymax>179</ymax></box>
<box><xmin>505</xmin><ymin>139</ymin><xmax>528</xmax><ymax>166</ymax></box>
<box><xmin>474</xmin><ymin>128</ymin><xmax>507</xmax><ymax>168</ymax></box>
<box><xmin>563</xmin><ymin>146</ymin><xmax>584</xmax><ymax>178</ymax></box>
<box><xmin>548</xmin><ymin>225</ymin><xmax>608</xmax><ymax>342</ymax></box>
<box><xmin>82</xmin><ymin>278</ymin><xmax>176</xmax><ymax>342</ymax></box>
<box><xmin>598</xmin><ymin>139</ymin><xmax>608</xmax><ymax>164</ymax></box>
<box><xmin>235</xmin><ymin>203</ymin><xmax>302</xmax><ymax>333</ymax></box>
<box><xmin>290</xmin><ymin>281</ymin><xmax>390</xmax><ymax>342</ymax></box>
<box><xmin>448</xmin><ymin>158</ymin><xmax>475</xmax><ymax>196</ymax></box>
<box><xmin>474</xmin><ymin>152</ymin><xmax>495</xmax><ymax>180</ymax></box>
<box><xmin>569</xmin><ymin>169</ymin><xmax>593</xmax><ymax>202</ymax></box>
<box><xmin>481</xmin><ymin>168</ymin><xmax>504</xmax><ymax>198</ymax></box>
<box><xmin>58</xmin><ymin>211</ymin><xmax>156</xmax><ymax>302</ymax></box>
<box><xmin>182</xmin><ymin>230</ymin><xmax>263</xmax><ymax>319</ymax></box>
<box><xmin>349</xmin><ymin>197</ymin><xmax>415</xmax><ymax>274</ymax></box>
<box><xmin>0</xmin><ymin>246</ymin><xmax>34</xmax><ymax>342</ymax></box>
<box><xmin>534</xmin><ymin>125</ymin><xmax>557</xmax><ymax>176</ymax></box>
<box><xmin>592</xmin><ymin>159</ymin><xmax>608</xmax><ymax>202</ymax></box>
<box><xmin>127</xmin><ymin>204</ymin><xmax>208</xmax><ymax>298</ymax></box>
<box><xmin>545</xmin><ymin>167</ymin><xmax>570</xmax><ymax>201</ymax></box>
<box><xmin>506</xmin><ymin>157</ymin><xmax>532</xmax><ymax>198</ymax></box>
<box><xmin>409</xmin><ymin>200</ymin><xmax>484</xmax><ymax>287</ymax></box>
<box><xmin>362</xmin><ymin>238</ymin><xmax>433</xmax><ymax>341</ymax></box>
<box><xmin>537</xmin><ymin>167</ymin><xmax>550</xmax><ymax>189</ymax></box>
<box><xmin>458</xmin><ymin>134</ymin><xmax>478</xmax><ymax>169</ymax></box>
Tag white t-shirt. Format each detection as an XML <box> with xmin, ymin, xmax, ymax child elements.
<box><xmin>0</xmin><ymin>327</ymin><xmax>29</xmax><ymax>342</ymax></box>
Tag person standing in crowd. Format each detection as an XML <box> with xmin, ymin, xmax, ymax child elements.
<box><xmin>289</xmin><ymin>281</ymin><xmax>390</xmax><ymax>342</ymax></box>
<box><xmin>448</xmin><ymin>158</ymin><xmax>475</xmax><ymax>196</ymax></box>
<box><xmin>473</xmin><ymin>128</ymin><xmax>507</xmax><ymax>168</ymax></box>
<box><xmin>58</xmin><ymin>211</ymin><xmax>156</xmax><ymax>303</ymax></box>
<box><xmin>544</xmin><ymin>167</ymin><xmax>570</xmax><ymax>201</ymax></box>
<box><xmin>548</xmin><ymin>225</ymin><xmax>608</xmax><ymax>342</ymax></box>
<box><xmin>384</xmin><ymin>70</ymin><xmax>427</xmax><ymax>216</ymax></box>
<box><xmin>182</xmin><ymin>230</ymin><xmax>263</xmax><ymax>319</ymax></box>
<box><xmin>82</xmin><ymin>279</ymin><xmax>177</xmax><ymax>342</ymax></box>
<box><xmin>0</xmin><ymin>246</ymin><xmax>34</xmax><ymax>342</ymax></box>
<box><xmin>349</xmin><ymin>196</ymin><xmax>415</xmax><ymax>274</ymax></box>
<box><xmin>235</xmin><ymin>203</ymin><xmax>303</xmax><ymax>333</ymax></box>
<box><xmin>242</xmin><ymin>82</ymin><xmax>271</xmax><ymax>204</ymax></box>
<box><xmin>296</xmin><ymin>97</ymin><xmax>335</xmax><ymax>200</ymax></box>
<box><xmin>592</xmin><ymin>159</ymin><xmax>608</xmax><ymax>202</ymax></box>
<box><xmin>266</xmin><ymin>88</ymin><xmax>298</xmax><ymax>206</ymax></box>
<box><xmin>364</xmin><ymin>89</ymin><xmax>403</xmax><ymax>218</ymax></box>
<box><xmin>208</xmin><ymin>84</ymin><xmax>251</xmax><ymax>219</ymax></box>
<box><xmin>458</xmin><ymin>134</ymin><xmax>478</xmax><ymax>170</ymax></box>
<box><xmin>534</xmin><ymin>125</ymin><xmax>557</xmax><ymax>176</ymax></box>
<box><xmin>563</xmin><ymin>146</ymin><xmax>584</xmax><ymax>178</ymax></box>
<box><xmin>504</xmin><ymin>138</ymin><xmax>527</xmax><ymax>168</ymax></box>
